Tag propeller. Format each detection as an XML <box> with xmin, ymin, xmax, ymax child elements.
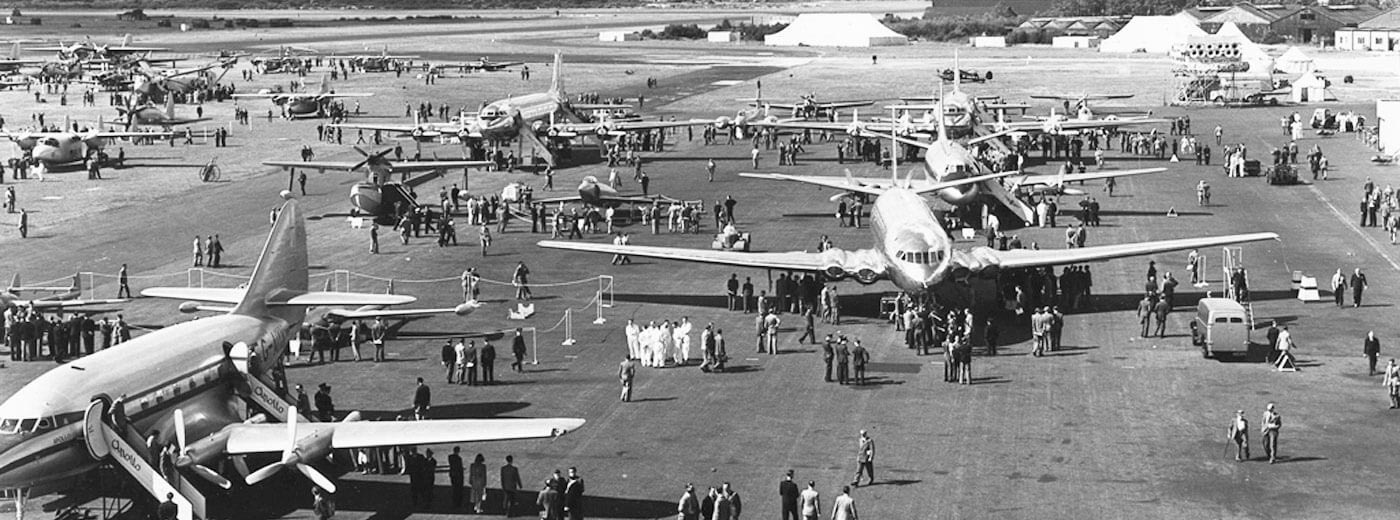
<box><xmin>243</xmin><ymin>406</ymin><xmax>337</xmax><ymax>493</ymax></box>
<box><xmin>172</xmin><ymin>409</ymin><xmax>233</xmax><ymax>489</ymax></box>
<box><xmin>351</xmin><ymin>146</ymin><xmax>393</xmax><ymax>171</ymax></box>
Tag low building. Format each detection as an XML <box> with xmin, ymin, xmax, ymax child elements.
<box><xmin>599</xmin><ymin>31</ymin><xmax>640</xmax><ymax>42</ymax></box>
<box><xmin>1271</xmin><ymin>3</ymin><xmax>1382</xmax><ymax>45</ymax></box>
<box><xmin>707</xmin><ymin>31</ymin><xmax>739</xmax><ymax>43</ymax></box>
<box><xmin>971</xmin><ymin>35</ymin><xmax>1007</xmax><ymax>48</ymax></box>
<box><xmin>1053</xmin><ymin>35</ymin><xmax>1100</xmax><ymax>48</ymax></box>
<box><xmin>1336</xmin><ymin>8</ymin><xmax>1400</xmax><ymax>50</ymax></box>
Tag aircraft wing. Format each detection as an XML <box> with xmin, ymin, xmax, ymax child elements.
<box><xmin>263</xmin><ymin>160</ymin><xmax>490</xmax><ymax>172</ymax></box>
<box><xmin>141</xmin><ymin>287</ymin><xmax>244</xmax><ymax>304</ymax></box>
<box><xmin>992</xmin><ymin>233</ymin><xmax>1279</xmax><ymax>270</ymax></box>
<box><xmin>538</xmin><ymin>240</ymin><xmax>873</xmax><ymax>273</ymax></box>
<box><xmin>739</xmin><ymin>170</ymin><xmax>1020</xmax><ymax>198</ymax></box>
<box><xmin>552</xmin><ymin>120</ymin><xmax>697</xmax><ymax>136</ymax></box>
<box><xmin>225</xmin><ymin>417</ymin><xmax>585</xmax><ymax>454</ymax></box>
<box><xmin>535</xmin><ymin>192</ymin><xmax>675</xmax><ymax>206</ymax></box>
<box><xmin>323</xmin><ymin>302</ymin><xmax>478</xmax><ymax>320</ymax></box>
<box><xmin>818</xmin><ymin>100</ymin><xmax>876</xmax><ymax>110</ymax></box>
<box><xmin>997</xmin><ymin>118</ymin><xmax>1166</xmax><ymax>134</ymax></box>
<box><xmin>321</xmin><ymin>93</ymin><xmax>375</xmax><ymax>99</ymax></box>
<box><xmin>1008</xmin><ymin>167</ymin><xmax>1166</xmax><ymax>187</ymax></box>
<box><xmin>24</xmin><ymin>297</ymin><xmax>129</xmax><ymax>309</ymax></box>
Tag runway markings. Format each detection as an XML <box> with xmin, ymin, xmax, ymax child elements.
<box><xmin>1307</xmin><ymin>183</ymin><xmax>1400</xmax><ymax>273</ymax></box>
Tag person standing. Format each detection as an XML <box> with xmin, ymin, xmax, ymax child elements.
<box><xmin>706</xmin><ymin>158</ymin><xmax>717</xmax><ymax>182</ymax></box>
<box><xmin>822</xmin><ymin>335</ymin><xmax>835</xmax><ymax>382</ymax></box>
<box><xmin>678</xmin><ymin>484</ymin><xmax>701</xmax><ymax>520</ymax></box>
<box><xmin>741</xmin><ymin>277</ymin><xmax>754</xmax><ymax>313</ymax></box>
<box><xmin>501</xmin><ymin>455</ymin><xmax>523</xmax><ymax>515</ymax></box>
<box><xmin>835</xmin><ymin>338</ymin><xmax>850</xmax><ymax>385</ymax></box>
<box><xmin>514</xmin><ymin>262</ymin><xmax>532</xmax><ymax>301</ymax></box>
<box><xmin>779</xmin><ymin>470</ymin><xmax>799</xmax><ymax>520</ymax></box>
<box><xmin>157</xmin><ymin>493</ymin><xmax>179</xmax><ymax>520</ymax></box>
<box><xmin>1227</xmin><ymin>410</ymin><xmax>1250</xmax><ymax>462</ymax></box>
<box><xmin>448</xmin><ymin>447</ymin><xmax>465</xmax><ymax>509</ymax></box>
<box><xmin>117</xmin><ymin>264</ymin><xmax>132</xmax><ymax>299</ymax></box>
<box><xmin>480</xmin><ymin>339</ymin><xmax>497</xmax><ymax>384</ymax></box>
<box><xmin>851</xmin><ymin>430</ymin><xmax>874</xmax><ymax>486</ymax></box>
<box><xmin>1386</xmin><ymin>359</ymin><xmax>1400</xmax><ymax>409</ymax></box>
<box><xmin>618</xmin><ymin>355</ymin><xmax>636</xmax><ymax>402</ymax></box>
<box><xmin>1364</xmin><ymin>331</ymin><xmax>1381</xmax><ymax>376</ymax></box>
<box><xmin>1153</xmin><ymin>297</ymin><xmax>1170</xmax><ymax>338</ymax></box>
<box><xmin>1330</xmin><ymin>268</ymin><xmax>1346</xmax><ymax>307</ymax></box>
<box><xmin>370</xmin><ymin>316</ymin><xmax>386</xmax><ymax>362</ymax></box>
<box><xmin>798</xmin><ymin>481</ymin><xmax>821</xmax><ymax>520</ymax></box>
<box><xmin>469</xmin><ymin>453</ymin><xmax>488</xmax><ymax>514</ymax></box>
<box><xmin>314</xmin><ymin>383</ymin><xmax>335</xmax><ymax>421</ymax></box>
<box><xmin>830</xmin><ymin>486</ymin><xmax>857</xmax><ymax>520</ymax></box>
<box><xmin>537</xmin><ymin>480</ymin><xmax>562</xmax><ymax>520</ymax></box>
<box><xmin>1261</xmin><ymin>403</ymin><xmax>1282</xmax><ymax>464</ymax></box>
<box><xmin>413</xmin><ymin>377</ymin><xmax>431</xmax><ymax>420</ymax></box>
<box><xmin>193</xmin><ymin>236</ymin><xmax>204</xmax><ymax>266</ymax></box>
<box><xmin>851</xmin><ymin>341</ymin><xmax>868</xmax><ymax>385</ymax></box>
<box><xmin>1350</xmin><ymin>268</ymin><xmax>1368</xmax><ymax>308</ymax></box>
<box><xmin>369</xmin><ymin>224</ymin><xmax>380</xmax><ymax>254</ymax></box>
<box><xmin>563</xmin><ymin>467</ymin><xmax>585</xmax><ymax>520</ymax></box>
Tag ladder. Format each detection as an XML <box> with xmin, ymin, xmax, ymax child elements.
<box><xmin>1222</xmin><ymin>246</ymin><xmax>1244</xmax><ymax>300</ymax></box>
<box><xmin>80</xmin><ymin>401</ymin><xmax>205</xmax><ymax>520</ymax></box>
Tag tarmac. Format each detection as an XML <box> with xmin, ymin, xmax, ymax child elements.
<box><xmin>3</xmin><ymin>15</ymin><xmax>1400</xmax><ymax>520</ymax></box>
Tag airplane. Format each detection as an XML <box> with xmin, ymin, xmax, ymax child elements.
<box><xmin>939</xmin><ymin>68</ymin><xmax>990</xmax><ymax>83</ymax></box>
<box><xmin>113</xmin><ymin>97</ymin><xmax>211</xmax><ymax>130</ymax></box>
<box><xmin>430</xmin><ymin>57</ymin><xmax>525</xmax><ymax>74</ymax></box>
<box><xmin>32</xmin><ymin>34</ymin><xmax>167</xmax><ymax>62</ymax></box>
<box><xmin>535</xmin><ymin>175</ymin><xmax>678</xmax><ymax>209</ymax></box>
<box><xmin>0</xmin><ymin>76</ymin><xmax>29</xmax><ymax>90</ymax></box>
<box><xmin>131</xmin><ymin>57</ymin><xmax>238</xmax><ymax>100</ymax></box>
<box><xmin>0</xmin><ymin>122</ymin><xmax>171</xmax><ymax>168</ymax></box>
<box><xmin>263</xmin><ymin>146</ymin><xmax>491</xmax><ymax>220</ymax></box>
<box><xmin>232</xmin><ymin>75</ymin><xmax>373</xmax><ymax>118</ymax></box>
<box><xmin>746</xmin><ymin>91</ymin><xmax>874</xmax><ymax>121</ymax></box>
<box><xmin>0</xmin><ymin>196</ymin><xmax>585</xmax><ymax>507</ymax></box>
<box><xmin>250</xmin><ymin>46</ymin><xmax>318</xmax><ymax>74</ymax></box>
<box><xmin>989</xmin><ymin>106</ymin><xmax>1167</xmax><ymax>137</ymax></box>
<box><xmin>537</xmin><ymin>184</ymin><xmax>1277</xmax><ymax>305</ymax></box>
<box><xmin>332</xmin><ymin>46</ymin><xmax>418</xmax><ymax>72</ymax></box>
<box><xmin>0</xmin><ymin>274</ymin><xmax>127</xmax><ymax>313</ymax></box>
<box><xmin>333</xmin><ymin>52</ymin><xmax>655</xmax><ymax>166</ymax></box>
<box><xmin>1028</xmin><ymin>93</ymin><xmax>1146</xmax><ymax>121</ymax></box>
<box><xmin>0</xmin><ymin>43</ymin><xmax>44</xmax><ymax>72</ymax></box>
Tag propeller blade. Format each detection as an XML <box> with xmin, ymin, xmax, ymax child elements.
<box><xmin>296</xmin><ymin>463</ymin><xmax>337</xmax><ymax>493</ymax></box>
<box><xmin>285</xmin><ymin>406</ymin><xmax>298</xmax><ymax>457</ymax></box>
<box><xmin>232</xmin><ymin>455</ymin><xmax>250</xmax><ymax>477</ymax></box>
<box><xmin>244</xmin><ymin>461</ymin><xmax>285</xmax><ymax>485</ymax></box>
<box><xmin>353</xmin><ymin>146</ymin><xmax>370</xmax><ymax>157</ymax></box>
<box><xmin>173</xmin><ymin>409</ymin><xmax>187</xmax><ymax>454</ymax></box>
<box><xmin>191</xmin><ymin>464</ymin><xmax>232</xmax><ymax>490</ymax></box>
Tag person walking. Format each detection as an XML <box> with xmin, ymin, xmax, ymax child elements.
<box><xmin>117</xmin><ymin>264</ymin><xmax>132</xmax><ymax>299</ymax></box>
<box><xmin>501</xmin><ymin>455</ymin><xmax>524</xmax><ymax>515</ymax></box>
<box><xmin>1364</xmin><ymin>331</ymin><xmax>1381</xmax><ymax>376</ymax></box>
<box><xmin>413</xmin><ymin>377</ymin><xmax>431</xmax><ymax>420</ymax></box>
<box><xmin>851</xmin><ymin>430</ymin><xmax>874</xmax><ymax>487</ymax></box>
<box><xmin>779</xmin><ymin>470</ymin><xmax>799</xmax><ymax>520</ymax></box>
<box><xmin>1331</xmin><ymin>268</ymin><xmax>1346</xmax><ymax>307</ymax></box>
<box><xmin>1136</xmin><ymin>295</ymin><xmax>1154</xmax><ymax>338</ymax></box>
<box><xmin>1227</xmin><ymin>410</ymin><xmax>1250</xmax><ymax>462</ymax></box>
<box><xmin>618</xmin><ymin>355</ymin><xmax>636</xmax><ymax>402</ymax></box>
<box><xmin>1350</xmin><ymin>268</ymin><xmax>1368</xmax><ymax>308</ymax></box>
<box><xmin>1261</xmin><ymin>403</ymin><xmax>1282</xmax><ymax>464</ymax></box>
<box><xmin>1153</xmin><ymin>297</ymin><xmax>1170</xmax><ymax>338</ymax></box>
<box><xmin>830</xmin><ymin>486</ymin><xmax>857</xmax><ymax>520</ymax></box>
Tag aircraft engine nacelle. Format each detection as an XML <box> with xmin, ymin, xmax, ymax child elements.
<box><xmin>818</xmin><ymin>249</ymin><xmax>885</xmax><ymax>284</ymax></box>
<box><xmin>947</xmin><ymin>247</ymin><xmax>1002</xmax><ymax>280</ymax></box>
<box><xmin>713</xmin><ymin>116</ymin><xmax>733</xmax><ymax>129</ymax></box>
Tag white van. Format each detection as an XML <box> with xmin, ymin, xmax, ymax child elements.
<box><xmin>1191</xmin><ymin>298</ymin><xmax>1251</xmax><ymax>358</ymax></box>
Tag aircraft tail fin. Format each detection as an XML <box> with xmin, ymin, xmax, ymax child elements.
<box><xmin>7</xmin><ymin>274</ymin><xmax>17</xmax><ymax>292</ymax></box>
<box><xmin>953</xmin><ymin>49</ymin><xmax>961</xmax><ymax>93</ymax></box>
<box><xmin>319</xmin><ymin>74</ymin><xmax>330</xmax><ymax>95</ymax></box>
<box><xmin>121</xmin><ymin>34</ymin><xmax>132</xmax><ymax>47</ymax></box>
<box><xmin>548</xmin><ymin>51</ymin><xmax>563</xmax><ymax>97</ymax></box>
<box><xmin>935</xmin><ymin>79</ymin><xmax>948</xmax><ymax>142</ymax></box>
<box><xmin>232</xmin><ymin>197</ymin><xmax>309</xmax><ymax>322</ymax></box>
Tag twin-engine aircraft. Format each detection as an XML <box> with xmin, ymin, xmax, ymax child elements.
<box><xmin>0</xmin><ymin>196</ymin><xmax>584</xmax><ymax>502</ymax></box>
<box><xmin>233</xmin><ymin>75</ymin><xmax>373</xmax><ymax>118</ymax></box>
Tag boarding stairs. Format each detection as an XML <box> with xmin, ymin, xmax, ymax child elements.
<box><xmin>228</xmin><ymin>342</ymin><xmax>314</xmax><ymax>423</ymax></box>
<box><xmin>1222</xmin><ymin>246</ymin><xmax>1245</xmax><ymax>301</ymax></box>
<box><xmin>80</xmin><ymin>402</ymin><xmax>205</xmax><ymax>520</ymax></box>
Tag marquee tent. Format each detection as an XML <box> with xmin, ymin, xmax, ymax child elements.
<box><xmin>1101</xmin><ymin>16</ymin><xmax>1206</xmax><ymax>53</ymax></box>
<box><xmin>1277</xmin><ymin>47</ymin><xmax>1315</xmax><ymax>75</ymax></box>
<box><xmin>764</xmin><ymin>13</ymin><xmax>908</xmax><ymax>47</ymax></box>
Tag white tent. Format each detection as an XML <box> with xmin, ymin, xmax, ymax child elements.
<box><xmin>764</xmin><ymin>13</ymin><xmax>908</xmax><ymax>47</ymax></box>
<box><xmin>1291</xmin><ymin>70</ymin><xmax>1336</xmax><ymax>103</ymax></box>
<box><xmin>1277</xmin><ymin>47</ymin><xmax>1314</xmax><ymax>75</ymax></box>
<box><xmin>1101</xmin><ymin>16</ymin><xmax>1206</xmax><ymax>53</ymax></box>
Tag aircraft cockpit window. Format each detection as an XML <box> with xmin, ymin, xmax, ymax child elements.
<box><xmin>34</xmin><ymin>417</ymin><xmax>53</xmax><ymax>431</ymax></box>
<box><xmin>0</xmin><ymin>419</ymin><xmax>19</xmax><ymax>434</ymax></box>
<box><xmin>17</xmin><ymin>419</ymin><xmax>36</xmax><ymax>433</ymax></box>
<box><xmin>40</xmin><ymin>138</ymin><xmax>59</xmax><ymax>147</ymax></box>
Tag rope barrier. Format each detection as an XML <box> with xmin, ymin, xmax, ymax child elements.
<box><xmin>88</xmin><ymin>270</ymin><xmax>194</xmax><ymax>280</ymax></box>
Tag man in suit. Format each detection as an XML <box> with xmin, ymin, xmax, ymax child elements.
<box><xmin>441</xmin><ymin>341</ymin><xmax>457</xmax><ymax>383</ymax></box>
<box><xmin>1351</xmin><ymin>268</ymin><xmax>1368</xmax><ymax>308</ymax></box>
<box><xmin>413</xmin><ymin>377</ymin><xmax>431</xmax><ymax>420</ymax></box>
<box><xmin>501</xmin><ymin>455</ymin><xmax>523</xmax><ymax>516</ymax></box>
<box><xmin>1153</xmin><ymin>297</ymin><xmax>1171</xmax><ymax>338</ymax></box>
<box><xmin>464</xmin><ymin>341</ymin><xmax>479</xmax><ymax>386</ymax></box>
<box><xmin>1137</xmin><ymin>296</ymin><xmax>1154</xmax><ymax>338</ymax></box>
<box><xmin>851</xmin><ymin>430</ymin><xmax>874</xmax><ymax>486</ymax></box>
<box><xmin>1364</xmin><ymin>331</ymin><xmax>1381</xmax><ymax>376</ymax></box>
<box><xmin>1261</xmin><ymin>403</ymin><xmax>1282</xmax><ymax>464</ymax></box>
<box><xmin>821</xmin><ymin>335</ymin><xmax>834</xmax><ymax>382</ymax></box>
<box><xmin>480</xmin><ymin>339</ymin><xmax>497</xmax><ymax>384</ymax></box>
<box><xmin>1331</xmin><ymin>268</ymin><xmax>1347</xmax><ymax>307</ymax></box>
<box><xmin>835</xmin><ymin>337</ymin><xmax>850</xmax><ymax>385</ymax></box>
<box><xmin>536</xmin><ymin>480</ymin><xmax>562</xmax><ymax>520</ymax></box>
<box><xmin>447</xmin><ymin>447</ymin><xmax>465</xmax><ymax>508</ymax></box>
<box><xmin>563</xmin><ymin>467</ymin><xmax>585</xmax><ymax>520</ymax></box>
<box><xmin>830</xmin><ymin>486</ymin><xmax>857</xmax><ymax>520</ymax></box>
<box><xmin>851</xmin><ymin>341</ymin><xmax>869</xmax><ymax>385</ymax></box>
<box><xmin>778</xmin><ymin>470</ymin><xmax>799</xmax><ymax>520</ymax></box>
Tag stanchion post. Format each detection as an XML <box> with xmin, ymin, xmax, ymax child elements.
<box><xmin>561</xmin><ymin>309</ymin><xmax>577</xmax><ymax>346</ymax></box>
<box><xmin>593</xmin><ymin>290</ymin><xmax>607</xmax><ymax>325</ymax></box>
<box><xmin>530</xmin><ymin>326</ymin><xmax>539</xmax><ymax>365</ymax></box>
